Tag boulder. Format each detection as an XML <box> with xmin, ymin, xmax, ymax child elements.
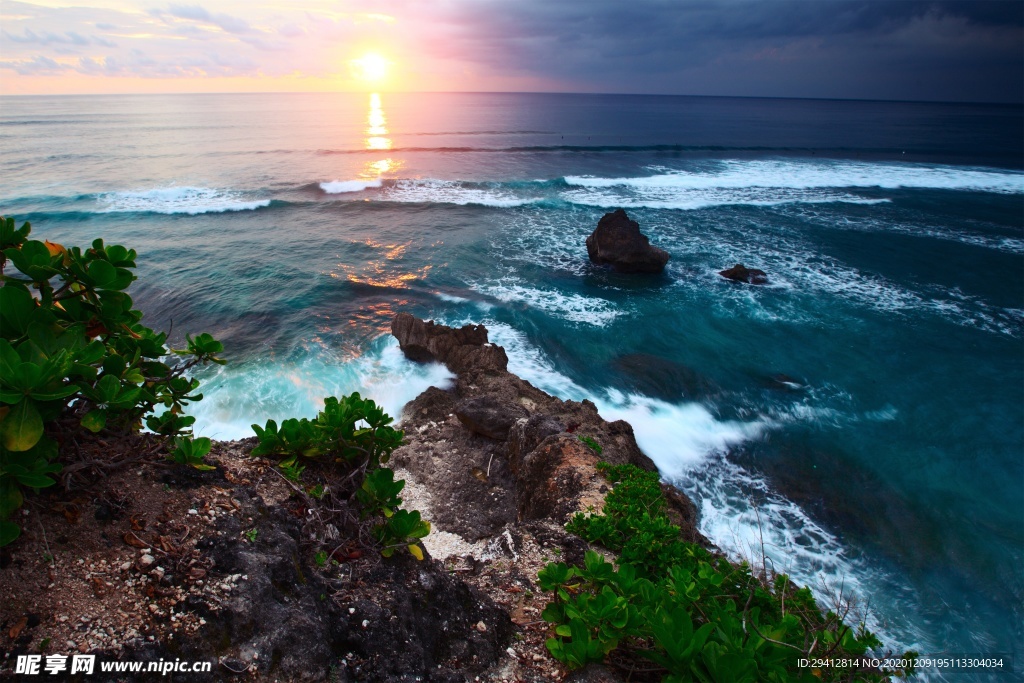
<box><xmin>719</xmin><ymin>263</ymin><xmax>768</xmax><ymax>285</ymax></box>
<box><xmin>392</xmin><ymin>312</ymin><xmax>508</xmax><ymax>374</ymax></box>
<box><xmin>455</xmin><ymin>397</ymin><xmax>529</xmax><ymax>441</ymax></box>
<box><xmin>585</xmin><ymin>209</ymin><xmax>670</xmax><ymax>274</ymax></box>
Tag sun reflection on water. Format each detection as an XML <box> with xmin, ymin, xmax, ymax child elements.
<box><xmin>365</xmin><ymin>92</ymin><xmax>391</xmax><ymax>151</ymax></box>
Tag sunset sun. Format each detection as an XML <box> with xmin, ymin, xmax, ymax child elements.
<box><xmin>350</xmin><ymin>53</ymin><xmax>390</xmax><ymax>83</ymax></box>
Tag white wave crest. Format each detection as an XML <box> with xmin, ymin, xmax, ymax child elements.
<box><xmin>564</xmin><ymin>160</ymin><xmax>1024</xmax><ymax>193</ymax></box>
<box><xmin>98</xmin><ymin>187</ymin><xmax>270</xmax><ymax>214</ymax></box>
<box><xmin>470</xmin><ymin>280</ymin><xmax>621</xmax><ymax>326</ymax></box>
<box><xmin>560</xmin><ymin>159</ymin><xmax>1023</xmax><ymax>211</ymax></box>
<box><xmin>320</xmin><ymin>178</ymin><xmax>383</xmax><ymax>193</ymax></box>
<box><xmin>184</xmin><ymin>340</ymin><xmax>454</xmax><ymax>440</ymax></box>
<box><xmin>381</xmin><ymin>179</ymin><xmax>536</xmax><ymax>207</ymax></box>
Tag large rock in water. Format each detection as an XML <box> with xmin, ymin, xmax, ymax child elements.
<box><xmin>391</xmin><ymin>312</ymin><xmax>508</xmax><ymax>374</ymax></box>
<box><xmin>585</xmin><ymin>209</ymin><xmax>670</xmax><ymax>274</ymax></box>
<box><xmin>719</xmin><ymin>263</ymin><xmax>768</xmax><ymax>284</ymax></box>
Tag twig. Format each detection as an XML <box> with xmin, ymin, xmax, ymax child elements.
<box><xmin>37</xmin><ymin>518</ymin><xmax>54</xmax><ymax>566</ymax></box>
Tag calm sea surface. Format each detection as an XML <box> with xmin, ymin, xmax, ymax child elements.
<box><xmin>2</xmin><ymin>92</ymin><xmax>1022</xmax><ymax>677</ymax></box>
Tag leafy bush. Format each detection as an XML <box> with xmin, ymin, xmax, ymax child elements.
<box><xmin>251</xmin><ymin>393</ymin><xmax>429</xmax><ymax>559</ymax></box>
<box><xmin>0</xmin><ymin>217</ymin><xmax>223</xmax><ymax>546</ymax></box>
<box><xmin>541</xmin><ymin>463</ymin><xmax>916</xmax><ymax>682</ymax></box>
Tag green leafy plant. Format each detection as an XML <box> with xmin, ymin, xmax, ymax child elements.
<box><xmin>0</xmin><ymin>217</ymin><xmax>223</xmax><ymax>546</ymax></box>
<box><xmin>244</xmin><ymin>528</ymin><xmax>257</xmax><ymax>542</ymax></box>
<box><xmin>279</xmin><ymin>460</ymin><xmax>306</xmax><ymax>483</ymax></box>
<box><xmin>168</xmin><ymin>436</ymin><xmax>215</xmax><ymax>471</ymax></box>
<box><xmin>314</xmin><ymin>550</ymin><xmax>328</xmax><ymax>567</ymax></box>
<box><xmin>251</xmin><ymin>393</ymin><xmax>428</xmax><ymax>560</ymax></box>
<box><xmin>577</xmin><ymin>435</ymin><xmax>603</xmax><ymax>455</ymax></box>
<box><xmin>540</xmin><ymin>463</ymin><xmax>916</xmax><ymax>682</ymax></box>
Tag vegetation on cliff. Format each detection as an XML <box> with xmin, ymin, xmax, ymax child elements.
<box><xmin>0</xmin><ymin>217</ymin><xmax>223</xmax><ymax>546</ymax></box>
<box><xmin>539</xmin><ymin>462</ymin><xmax>916</xmax><ymax>681</ymax></box>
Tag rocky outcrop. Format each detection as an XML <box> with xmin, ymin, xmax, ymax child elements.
<box><xmin>455</xmin><ymin>396</ymin><xmax>529</xmax><ymax>441</ymax></box>
<box><xmin>391</xmin><ymin>312</ymin><xmax>508</xmax><ymax>374</ymax></box>
<box><xmin>390</xmin><ymin>313</ymin><xmax>705</xmax><ymax>543</ymax></box>
<box><xmin>719</xmin><ymin>263</ymin><xmax>768</xmax><ymax>284</ymax></box>
<box><xmin>585</xmin><ymin>209</ymin><xmax>670</xmax><ymax>274</ymax></box>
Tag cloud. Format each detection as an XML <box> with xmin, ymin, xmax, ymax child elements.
<box><xmin>0</xmin><ymin>0</ymin><xmax>1019</xmax><ymax>101</ymax></box>
<box><xmin>164</xmin><ymin>4</ymin><xmax>253</xmax><ymax>35</ymax></box>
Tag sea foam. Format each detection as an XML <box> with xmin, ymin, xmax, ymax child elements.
<box><xmin>560</xmin><ymin>159</ymin><xmax>1024</xmax><ymax>211</ymax></box>
<box><xmin>320</xmin><ymin>178</ymin><xmax>383</xmax><ymax>193</ymax></box>
<box><xmin>97</xmin><ymin>187</ymin><xmax>271</xmax><ymax>215</ymax></box>
<box><xmin>563</xmin><ymin>159</ymin><xmax>1024</xmax><ymax>193</ymax></box>
<box><xmin>185</xmin><ymin>340</ymin><xmax>454</xmax><ymax>440</ymax></box>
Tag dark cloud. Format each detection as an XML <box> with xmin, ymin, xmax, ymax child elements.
<box><xmin>424</xmin><ymin>0</ymin><xmax>1023</xmax><ymax>101</ymax></box>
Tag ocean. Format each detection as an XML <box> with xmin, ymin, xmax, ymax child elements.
<box><xmin>1</xmin><ymin>92</ymin><xmax>1021</xmax><ymax>678</ymax></box>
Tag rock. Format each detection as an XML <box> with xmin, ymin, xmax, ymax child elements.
<box><xmin>392</xmin><ymin>313</ymin><xmax>508</xmax><ymax>374</ymax></box>
<box><xmin>507</xmin><ymin>414</ymin><xmax>565</xmax><ymax>470</ymax></box>
<box><xmin>514</xmin><ymin>435</ymin><xmax>602</xmax><ymax>522</ymax></box>
<box><xmin>719</xmin><ymin>263</ymin><xmax>768</xmax><ymax>284</ymax></box>
<box><xmin>455</xmin><ymin>397</ymin><xmax>528</xmax><ymax>440</ymax></box>
<box><xmin>585</xmin><ymin>209</ymin><xmax>670</xmax><ymax>274</ymax></box>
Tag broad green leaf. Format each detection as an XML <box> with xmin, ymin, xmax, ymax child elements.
<box><xmin>0</xmin><ymin>520</ymin><xmax>20</xmax><ymax>547</ymax></box>
<box><xmin>0</xmin><ymin>399</ymin><xmax>43</xmax><ymax>451</ymax></box>
<box><xmin>87</xmin><ymin>259</ymin><xmax>116</xmax><ymax>287</ymax></box>
<box><xmin>0</xmin><ymin>286</ymin><xmax>35</xmax><ymax>336</ymax></box>
<box><xmin>81</xmin><ymin>409</ymin><xmax>106</xmax><ymax>433</ymax></box>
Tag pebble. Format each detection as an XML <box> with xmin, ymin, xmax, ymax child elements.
<box><xmin>139</xmin><ymin>554</ymin><xmax>155</xmax><ymax>569</ymax></box>
<box><xmin>66</xmin><ymin>640</ymin><xmax>76</xmax><ymax>649</ymax></box>
<box><xmin>148</xmin><ymin>604</ymin><xmax>159</xmax><ymax>613</ymax></box>
<box><xmin>348</xmin><ymin>608</ymin><xmax>356</xmax><ymax>614</ymax></box>
<box><xmin>120</xmin><ymin>562</ymin><xmax>131</xmax><ymax>571</ymax></box>
<box><xmin>475</xmin><ymin>621</ymin><xmax>487</xmax><ymax>632</ymax></box>
<box><xmin>361</xmin><ymin>620</ymin><xmax>369</xmax><ymax>628</ymax></box>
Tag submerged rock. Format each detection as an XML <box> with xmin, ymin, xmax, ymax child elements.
<box><xmin>719</xmin><ymin>263</ymin><xmax>768</xmax><ymax>284</ymax></box>
<box><xmin>585</xmin><ymin>209</ymin><xmax>670</xmax><ymax>274</ymax></box>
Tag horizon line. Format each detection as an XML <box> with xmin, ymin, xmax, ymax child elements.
<box><xmin>0</xmin><ymin>89</ymin><xmax>1019</xmax><ymax>107</ymax></box>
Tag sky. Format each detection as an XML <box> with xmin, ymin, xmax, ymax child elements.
<box><xmin>1</xmin><ymin>0</ymin><xmax>1021</xmax><ymax>102</ymax></box>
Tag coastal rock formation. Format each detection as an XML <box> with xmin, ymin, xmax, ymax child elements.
<box><xmin>719</xmin><ymin>263</ymin><xmax>768</xmax><ymax>284</ymax></box>
<box><xmin>390</xmin><ymin>313</ymin><xmax>706</xmax><ymax>545</ymax></box>
<box><xmin>392</xmin><ymin>312</ymin><xmax>508</xmax><ymax>374</ymax></box>
<box><xmin>585</xmin><ymin>208</ymin><xmax>670</xmax><ymax>274</ymax></box>
<box><xmin>455</xmin><ymin>396</ymin><xmax>529</xmax><ymax>440</ymax></box>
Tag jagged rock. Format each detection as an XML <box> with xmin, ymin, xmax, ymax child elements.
<box><xmin>719</xmin><ymin>263</ymin><xmax>768</xmax><ymax>284</ymax></box>
<box><xmin>585</xmin><ymin>209</ymin><xmax>670</xmax><ymax>274</ymax></box>
<box><xmin>149</xmin><ymin>488</ymin><xmax>513</xmax><ymax>682</ymax></box>
<box><xmin>507</xmin><ymin>414</ymin><xmax>565</xmax><ymax>472</ymax></box>
<box><xmin>392</xmin><ymin>313</ymin><xmax>508</xmax><ymax>374</ymax></box>
<box><xmin>513</xmin><ymin>435</ymin><xmax>603</xmax><ymax>522</ymax></box>
<box><xmin>455</xmin><ymin>397</ymin><xmax>529</xmax><ymax>441</ymax></box>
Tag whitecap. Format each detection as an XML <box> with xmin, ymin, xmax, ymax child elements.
<box><xmin>320</xmin><ymin>178</ymin><xmax>383</xmax><ymax>193</ymax></box>
<box><xmin>97</xmin><ymin>187</ymin><xmax>270</xmax><ymax>215</ymax></box>
<box><xmin>184</xmin><ymin>339</ymin><xmax>454</xmax><ymax>441</ymax></box>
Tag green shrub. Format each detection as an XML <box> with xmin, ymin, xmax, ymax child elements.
<box><xmin>541</xmin><ymin>463</ymin><xmax>916</xmax><ymax>682</ymax></box>
<box><xmin>251</xmin><ymin>393</ymin><xmax>428</xmax><ymax>559</ymax></box>
<box><xmin>0</xmin><ymin>217</ymin><xmax>223</xmax><ymax>546</ymax></box>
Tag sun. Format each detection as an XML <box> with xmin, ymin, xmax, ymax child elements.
<box><xmin>350</xmin><ymin>53</ymin><xmax>390</xmax><ymax>83</ymax></box>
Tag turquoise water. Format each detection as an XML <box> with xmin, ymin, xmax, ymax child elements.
<box><xmin>1</xmin><ymin>93</ymin><xmax>1022</xmax><ymax>678</ymax></box>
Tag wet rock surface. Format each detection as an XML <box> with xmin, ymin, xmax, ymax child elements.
<box><xmin>585</xmin><ymin>209</ymin><xmax>670</xmax><ymax>274</ymax></box>
<box><xmin>719</xmin><ymin>263</ymin><xmax>768</xmax><ymax>284</ymax></box>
